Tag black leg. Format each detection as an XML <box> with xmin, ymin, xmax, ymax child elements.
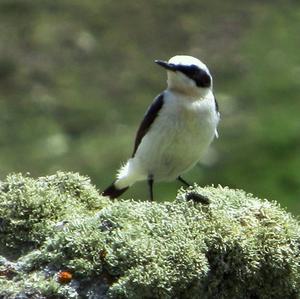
<box><xmin>148</xmin><ymin>175</ymin><xmax>154</xmax><ymax>202</ymax></box>
<box><xmin>177</xmin><ymin>176</ymin><xmax>191</xmax><ymax>187</ymax></box>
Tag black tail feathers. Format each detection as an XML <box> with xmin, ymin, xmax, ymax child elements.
<box><xmin>102</xmin><ymin>182</ymin><xmax>129</xmax><ymax>199</ymax></box>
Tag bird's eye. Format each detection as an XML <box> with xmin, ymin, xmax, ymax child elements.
<box><xmin>175</xmin><ymin>64</ymin><xmax>211</xmax><ymax>88</ymax></box>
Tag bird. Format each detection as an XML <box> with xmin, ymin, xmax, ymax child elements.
<box><xmin>102</xmin><ymin>55</ymin><xmax>220</xmax><ymax>201</ymax></box>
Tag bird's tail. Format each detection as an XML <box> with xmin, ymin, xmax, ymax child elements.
<box><xmin>102</xmin><ymin>159</ymin><xmax>142</xmax><ymax>199</ymax></box>
<box><xmin>102</xmin><ymin>181</ymin><xmax>129</xmax><ymax>199</ymax></box>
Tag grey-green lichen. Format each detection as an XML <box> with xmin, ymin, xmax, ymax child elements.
<box><xmin>0</xmin><ymin>172</ymin><xmax>300</xmax><ymax>298</ymax></box>
<box><xmin>0</xmin><ymin>172</ymin><xmax>108</xmax><ymax>258</ymax></box>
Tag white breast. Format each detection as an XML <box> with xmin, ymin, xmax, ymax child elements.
<box><xmin>133</xmin><ymin>90</ymin><xmax>219</xmax><ymax>181</ymax></box>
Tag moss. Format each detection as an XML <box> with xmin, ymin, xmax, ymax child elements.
<box><xmin>0</xmin><ymin>173</ymin><xmax>300</xmax><ymax>298</ymax></box>
<box><xmin>0</xmin><ymin>171</ymin><xmax>108</xmax><ymax>257</ymax></box>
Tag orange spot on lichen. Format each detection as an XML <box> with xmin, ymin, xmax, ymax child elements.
<box><xmin>57</xmin><ymin>270</ymin><xmax>73</xmax><ymax>284</ymax></box>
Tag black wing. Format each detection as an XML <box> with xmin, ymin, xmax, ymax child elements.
<box><xmin>214</xmin><ymin>94</ymin><xmax>219</xmax><ymax>113</ymax></box>
<box><xmin>132</xmin><ymin>93</ymin><xmax>164</xmax><ymax>157</ymax></box>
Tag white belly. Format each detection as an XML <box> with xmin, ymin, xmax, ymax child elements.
<box><xmin>133</xmin><ymin>96</ymin><xmax>218</xmax><ymax>181</ymax></box>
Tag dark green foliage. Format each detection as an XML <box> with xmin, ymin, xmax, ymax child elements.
<box><xmin>0</xmin><ymin>172</ymin><xmax>300</xmax><ymax>298</ymax></box>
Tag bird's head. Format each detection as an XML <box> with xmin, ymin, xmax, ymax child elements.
<box><xmin>155</xmin><ymin>55</ymin><xmax>212</xmax><ymax>97</ymax></box>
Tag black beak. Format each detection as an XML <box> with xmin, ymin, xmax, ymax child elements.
<box><xmin>155</xmin><ymin>60</ymin><xmax>177</xmax><ymax>72</ymax></box>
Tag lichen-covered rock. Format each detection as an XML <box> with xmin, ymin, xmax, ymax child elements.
<box><xmin>0</xmin><ymin>172</ymin><xmax>107</xmax><ymax>257</ymax></box>
<box><xmin>0</xmin><ymin>172</ymin><xmax>300</xmax><ymax>298</ymax></box>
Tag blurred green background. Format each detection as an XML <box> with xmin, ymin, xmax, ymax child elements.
<box><xmin>0</xmin><ymin>1</ymin><xmax>299</xmax><ymax>212</ymax></box>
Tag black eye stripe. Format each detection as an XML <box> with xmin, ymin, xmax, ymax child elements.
<box><xmin>174</xmin><ymin>64</ymin><xmax>211</xmax><ymax>88</ymax></box>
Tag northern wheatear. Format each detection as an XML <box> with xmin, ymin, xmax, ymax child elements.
<box><xmin>103</xmin><ymin>55</ymin><xmax>220</xmax><ymax>201</ymax></box>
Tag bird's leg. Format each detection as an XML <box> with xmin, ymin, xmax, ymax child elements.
<box><xmin>148</xmin><ymin>175</ymin><xmax>154</xmax><ymax>202</ymax></box>
<box><xmin>177</xmin><ymin>176</ymin><xmax>191</xmax><ymax>187</ymax></box>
